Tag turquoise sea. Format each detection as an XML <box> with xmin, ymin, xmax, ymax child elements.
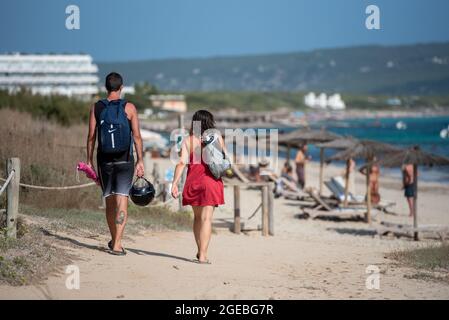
<box><xmin>305</xmin><ymin>115</ymin><xmax>449</xmax><ymax>183</ymax></box>
<box><xmin>164</xmin><ymin>115</ymin><xmax>449</xmax><ymax>183</ymax></box>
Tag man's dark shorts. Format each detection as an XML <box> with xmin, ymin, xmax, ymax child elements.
<box><xmin>98</xmin><ymin>161</ymin><xmax>134</xmax><ymax>198</ymax></box>
<box><xmin>404</xmin><ymin>184</ymin><xmax>416</xmax><ymax>198</ymax></box>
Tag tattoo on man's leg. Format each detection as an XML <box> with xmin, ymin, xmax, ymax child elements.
<box><xmin>115</xmin><ymin>211</ymin><xmax>125</xmax><ymax>225</ymax></box>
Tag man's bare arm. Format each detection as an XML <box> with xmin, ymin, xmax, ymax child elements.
<box><xmin>86</xmin><ymin>105</ymin><xmax>97</xmax><ymax>167</ymax></box>
<box><xmin>127</xmin><ymin>103</ymin><xmax>144</xmax><ymax>177</ymax></box>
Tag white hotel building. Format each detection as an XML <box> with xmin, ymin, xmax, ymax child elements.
<box><xmin>0</xmin><ymin>53</ymin><xmax>99</xmax><ymax>98</ymax></box>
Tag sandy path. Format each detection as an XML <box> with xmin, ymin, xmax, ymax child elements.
<box><xmin>1</xmin><ymin>228</ymin><xmax>448</xmax><ymax>300</ymax></box>
<box><xmin>1</xmin><ymin>159</ymin><xmax>449</xmax><ymax>299</ymax></box>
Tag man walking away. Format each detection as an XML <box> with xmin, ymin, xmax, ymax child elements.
<box><xmin>86</xmin><ymin>72</ymin><xmax>144</xmax><ymax>255</ymax></box>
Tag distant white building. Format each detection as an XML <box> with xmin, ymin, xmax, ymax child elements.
<box><xmin>304</xmin><ymin>91</ymin><xmax>346</xmax><ymax>110</ymax></box>
<box><xmin>327</xmin><ymin>94</ymin><xmax>346</xmax><ymax>110</ymax></box>
<box><xmin>386</xmin><ymin>97</ymin><xmax>402</xmax><ymax>106</ymax></box>
<box><xmin>150</xmin><ymin>94</ymin><xmax>187</xmax><ymax>113</ymax></box>
<box><xmin>304</xmin><ymin>92</ymin><xmax>316</xmax><ymax>108</ymax></box>
<box><xmin>317</xmin><ymin>93</ymin><xmax>328</xmax><ymax>109</ymax></box>
<box><xmin>0</xmin><ymin>53</ymin><xmax>99</xmax><ymax>98</ymax></box>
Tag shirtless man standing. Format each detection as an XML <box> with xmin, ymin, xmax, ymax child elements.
<box><xmin>402</xmin><ymin>163</ymin><xmax>415</xmax><ymax>217</ymax></box>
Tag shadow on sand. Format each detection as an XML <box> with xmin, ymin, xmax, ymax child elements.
<box><xmin>41</xmin><ymin>228</ymin><xmax>194</xmax><ymax>263</ymax></box>
<box><xmin>126</xmin><ymin>247</ymin><xmax>194</xmax><ymax>263</ymax></box>
<box><xmin>294</xmin><ymin>213</ymin><xmax>365</xmax><ymax>223</ymax></box>
<box><xmin>326</xmin><ymin>227</ymin><xmax>377</xmax><ymax>237</ymax></box>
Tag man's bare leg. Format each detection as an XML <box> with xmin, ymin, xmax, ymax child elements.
<box><xmin>112</xmin><ymin>195</ymin><xmax>128</xmax><ymax>252</ymax></box>
<box><xmin>105</xmin><ymin>195</ymin><xmax>117</xmax><ymax>246</ymax></box>
<box><xmin>407</xmin><ymin>197</ymin><xmax>414</xmax><ymax>217</ymax></box>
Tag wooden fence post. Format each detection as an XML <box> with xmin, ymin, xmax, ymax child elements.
<box><xmin>365</xmin><ymin>163</ymin><xmax>372</xmax><ymax>224</ymax></box>
<box><xmin>144</xmin><ymin>151</ymin><xmax>152</xmax><ymax>180</ymax></box>
<box><xmin>268</xmin><ymin>182</ymin><xmax>274</xmax><ymax>236</ymax></box>
<box><xmin>261</xmin><ymin>184</ymin><xmax>269</xmax><ymax>236</ymax></box>
<box><xmin>6</xmin><ymin>158</ymin><xmax>20</xmax><ymax>239</ymax></box>
<box><xmin>319</xmin><ymin>148</ymin><xmax>324</xmax><ymax>195</ymax></box>
<box><xmin>413</xmin><ymin>165</ymin><xmax>419</xmax><ymax>241</ymax></box>
<box><xmin>233</xmin><ymin>185</ymin><xmax>241</xmax><ymax>234</ymax></box>
<box><xmin>178</xmin><ymin>113</ymin><xmax>185</xmax><ymax>211</ymax></box>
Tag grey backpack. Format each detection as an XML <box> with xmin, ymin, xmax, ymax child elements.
<box><xmin>202</xmin><ymin>133</ymin><xmax>231</xmax><ymax>179</ymax></box>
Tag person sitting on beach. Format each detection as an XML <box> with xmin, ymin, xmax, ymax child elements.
<box><xmin>248</xmin><ymin>164</ymin><xmax>261</xmax><ymax>182</ymax></box>
<box><xmin>281</xmin><ymin>161</ymin><xmax>295</xmax><ymax>183</ymax></box>
<box><xmin>258</xmin><ymin>158</ymin><xmax>271</xmax><ymax>181</ymax></box>
<box><xmin>402</xmin><ymin>163</ymin><xmax>416</xmax><ymax>217</ymax></box>
<box><xmin>359</xmin><ymin>159</ymin><xmax>381</xmax><ymax>205</ymax></box>
<box><xmin>295</xmin><ymin>145</ymin><xmax>310</xmax><ymax>189</ymax></box>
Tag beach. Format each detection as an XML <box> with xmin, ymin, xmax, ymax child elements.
<box><xmin>1</xmin><ymin>158</ymin><xmax>448</xmax><ymax>300</ymax></box>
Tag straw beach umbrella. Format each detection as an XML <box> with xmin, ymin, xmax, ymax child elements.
<box><xmin>379</xmin><ymin>146</ymin><xmax>449</xmax><ymax>240</ymax></box>
<box><xmin>279</xmin><ymin>128</ymin><xmax>341</xmax><ymax>190</ymax></box>
<box><xmin>279</xmin><ymin>128</ymin><xmax>341</xmax><ymax>147</ymax></box>
<box><xmin>278</xmin><ymin>128</ymin><xmax>341</xmax><ymax>161</ymax></box>
<box><xmin>316</xmin><ymin>137</ymin><xmax>358</xmax><ymax>196</ymax></box>
<box><xmin>327</xmin><ymin>140</ymin><xmax>401</xmax><ymax>223</ymax></box>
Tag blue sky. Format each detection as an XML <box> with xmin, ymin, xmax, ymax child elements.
<box><xmin>1</xmin><ymin>0</ymin><xmax>449</xmax><ymax>62</ymax></box>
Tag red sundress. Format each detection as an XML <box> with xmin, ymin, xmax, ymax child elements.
<box><xmin>182</xmin><ymin>149</ymin><xmax>225</xmax><ymax>207</ymax></box>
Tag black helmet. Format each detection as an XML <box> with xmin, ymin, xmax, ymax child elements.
<box><xmin>129</xmin><ymin>177</ymin><xmax>155</xmax><ymax>206</ymax></box>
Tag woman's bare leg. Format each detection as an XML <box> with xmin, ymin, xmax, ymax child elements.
<box><xmin>192</xmin><ymin>206</ymin><xmax>202</xmax><ymax>257</ymax></box>
<box><xmin>197</xmin><ymin>205</ymin><xmax>214</xmax><ymax>262</ymax></box>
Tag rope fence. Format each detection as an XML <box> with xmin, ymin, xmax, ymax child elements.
<box><xmin>0</xmin><ymin>170</ymin><xmax>15</xmax><ymax>196</ymax></box>
<box><xmin>0</xmin><ymin>176</ymin><xmax>174</xmax><ymax>206</ymax></box>
<box><xmin>0</xmin><ymin>177</ymin><xmax>97</xmax><ymax>190</ymax></box>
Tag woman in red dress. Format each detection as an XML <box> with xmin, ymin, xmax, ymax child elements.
<box><xmin>171</xmin><ymin>110</ymin><xmax>225</xmax><ymax>264</ymax></box>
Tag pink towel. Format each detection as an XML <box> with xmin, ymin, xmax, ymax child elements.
<box><xmin>77</xmin><ymin>162</ymin><xmax>100</xmax><ymax>185</ymax></box>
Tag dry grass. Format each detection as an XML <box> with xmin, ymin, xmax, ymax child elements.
<box><xmin>20</xmin><ymin>204</ymin><xmax>193</xmax><ymax>236</ymax></box>
<box><xmin>0</xmin><ymin>218</ymin><xmax>74</xmax><ymax>286</ymax></box>
<box><xmin>388</xmin><ymin>244</ymin><xmax>449</xmax><ymax>283</ymax></box>
<box><xmin>0</xmin><ymin>108</ymin><xmax>100</xmax><ymax>209</ymax></box>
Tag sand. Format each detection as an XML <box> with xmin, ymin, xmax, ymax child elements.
<box><xmin>1</xmin><ymin>159</ymin><xmax>448</xmax><ymax>300</ymax></box>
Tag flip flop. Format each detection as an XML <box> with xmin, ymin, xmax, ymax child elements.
<box><xmin>193</xmin><ymin>259</ymin><xmax>211</xmax><ymax>265</ymax></box>
<box><xmin>108</xmin><ymin>240</ymin><xmax>113</xmax><ymax>250</ymax></box>
<box><xmin>109</xmin><ymin>247</ymin><xmax>127</xmax><ymax>256</ymax></box>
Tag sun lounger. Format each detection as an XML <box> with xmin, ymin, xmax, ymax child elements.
<box><xmin>325</xmin><ymin>176</ymin><xmax>396</xmax><ymax>213</ymax></box>
<box><xmin>302</xmin><ymin>188</ymin><xmax>376</xmax><ymax>218</ymax></box>
<box><xmin>231</xmin><ymin>165</ymin><xmax>250</xmax><ymax>183</ymax></box>
<box><xmin>261</xmin><ymin>171</ymin><xmax>310</xmax><ymax>201</ymax></box>
<box><xmin>304</xmin><ymin>188</ymin><xmax>335</xmax><ymax>211</ymax></box>
<box><xmin>302</xmin><ymin>187</ymin><xmax>372</xmax><ymax>220</ymax></box>
<box><xmin>325</xmin><ymin>177</ymin><xmax>365</xmax><ymax>203</ymax></box>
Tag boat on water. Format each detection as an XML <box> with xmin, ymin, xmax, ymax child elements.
<box><xmin>396</xmin><ymin>121</ymin><xmax>407</xmax><ymax>130</ymax></box>
<box><xmin>441</xmin><ymin>128</ymin><xmax>449</xmax><ymax>139</ymax></box>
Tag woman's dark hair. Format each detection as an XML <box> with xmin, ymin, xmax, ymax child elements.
<box><xmin>190</xmin><ymin>110</ymin><xmax>216</xmax><ymax>136</ymax></box>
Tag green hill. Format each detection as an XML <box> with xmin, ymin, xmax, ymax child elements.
<box><xmin>98</xmin><ymin>42</ymin><xmax>449</xmax><ymax>95</ymax></box>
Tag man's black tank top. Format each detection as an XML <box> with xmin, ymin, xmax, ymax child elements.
<box><xmin>94</xmin><ymin>99</ymin><xmax>134</xmax><ymax>164</ymax></box>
